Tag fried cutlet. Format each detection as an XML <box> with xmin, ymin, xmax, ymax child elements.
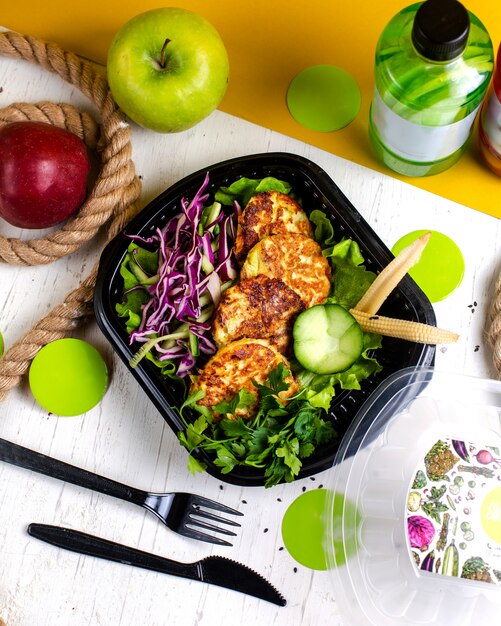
<box><xmin>240</xmin><ymin>233</ymin><xmax>331</xmax><ymax>308</ymax></box>
<box><xmin>191</xmin><ymin>338</ymin><xmax>299</xmax><ymax>419</ymax></box>
<box><xmin>212</xmin><ymin>275</ymin><xmax>305</xmax><ymax>354</ymax></box>
<box><xmin>234</xmin><ymin>191</ymin><xmax>314</xmax><ymax>263</ymax></box>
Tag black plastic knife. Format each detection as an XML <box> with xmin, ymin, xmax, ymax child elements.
<box><xmin>27</xmin><ymin>523</ymin><xmax>286</xmax><ymax>607</ymax></box>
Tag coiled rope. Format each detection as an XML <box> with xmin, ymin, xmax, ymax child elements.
<box><xmin>488</xmin><ymin>270</ymin><xmax>501</xmax><ymax>378</ymax></box>
<box><xmin>0</xmin><ymin>31</ymin><xmax>142</xmax><ymax>399</ymax></box>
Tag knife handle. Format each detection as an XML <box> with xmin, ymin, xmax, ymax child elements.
<box><xmin>27</xmin><ymin>524</ymin><xmax>198</xmax><ymax>579</ymax></box>
<box><xmin>0</xmin><ymin>438</ymin><xmax>146</xmax><ymax>505</ymax></box>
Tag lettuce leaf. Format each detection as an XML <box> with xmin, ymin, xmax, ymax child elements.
<box><xmin>215</xmin><ymin>176</ymin><xmax>292</xmax><ymax>207</ymax></box>
<box><xmin>295</xmin><ymin>209</ymin><xmax>383</xmax><ymax>409</ymax></box>
<box><xmin>115</xmin><ymin>243</ymin><xmax>158</xmax><ymax>334</ymax></box>
<box><xmin>325</xmin><ymin>240</ymin><xmax>376</xmax><ymax>309</ymax></box>
<box><xmin>309</xmin><ymin>209</ymin><xmax>336</xmax><ymax>247</ymax></box>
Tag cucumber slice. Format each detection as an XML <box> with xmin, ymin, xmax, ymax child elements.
<box><xmin>293</xmin><ymin>304</ymin><xmax>363</xmax><ymax>374</ymax></box>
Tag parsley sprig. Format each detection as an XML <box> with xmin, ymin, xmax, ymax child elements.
<box><xmin>177</xmin><ymin>363</ymin><xmax>337</xmax><ymax>487</ymax></box>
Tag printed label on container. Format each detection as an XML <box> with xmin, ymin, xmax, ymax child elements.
<box><xmin>482</xmin><ymin>90</ymin><xmax>501</xmax><ymax>154</ymax></box>
<box><xmin>406</xmin><ymin>438</ymin><xmax>501</xmax><ymax>586</ymax></box>
<box><xmin>372</xmin><ymin>89</ymin><xmax>479</xmax><ymax>163</ymax></box>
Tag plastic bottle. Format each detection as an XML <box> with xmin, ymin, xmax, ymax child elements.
<box><xmin>478</xmin><ymin>43</ymin><xmax>501</xmax><ymax>175</ymax></box>
<box><xmin>369</xmin><ymin>0</ymin><xmax>494</xmax><ymax>177</ymax></box>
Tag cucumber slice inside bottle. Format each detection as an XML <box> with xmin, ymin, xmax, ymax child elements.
<box><xmin>293</xmin><ymin>304</ymin><xmax>363</xmax><ymax>374</ymax></box>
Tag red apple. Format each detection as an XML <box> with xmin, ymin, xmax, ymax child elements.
<box><xmin>0</xmin><ymin>121</ymin><xmax>91</xmax><ymax>229</ymax></box>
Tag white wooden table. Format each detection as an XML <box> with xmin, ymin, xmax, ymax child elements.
<box><xmin>0</xmin><ymin>46</ymin><xmax>500</xmax><ymax>626</ymax></box>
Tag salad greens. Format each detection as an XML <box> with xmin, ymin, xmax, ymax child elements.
<box><xmin>116</xmin><ymin>173</ymin><xmax>382</xmax><ymax>487</ymax></box>
<box><xmin>178</xmin><ymin>363</ymin><xmax>336</xmax><ymax>487</ymax></box>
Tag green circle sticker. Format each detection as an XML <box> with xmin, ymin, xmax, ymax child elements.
<box><xmin>286</xmin><ymin>65</ymin><xmax>361</xmax><ymax>132</ymax></box>
<box><xmin>282</xmin><ymin>488</ymin><xmax>329</xmax><ymax>570</ymax></box>
<box><xmin>29</xmin><ymin>338</ymin><xmax>108</xmax><ymax>416</ymax></box>
<box><xmin>391</xmin><ymin>230</ymin><xmax>465</xmax><ymax>303</ymax></box>
<box><xmin>282</xmin><ymin>489</ymin><xmax>361</xmax><ymax>570</ymax></box>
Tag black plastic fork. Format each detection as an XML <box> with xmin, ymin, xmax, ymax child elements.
<box><xmin>0</xmin><ymin>438</ymin><xmax>243</xmax><ymax>546</ymax></box>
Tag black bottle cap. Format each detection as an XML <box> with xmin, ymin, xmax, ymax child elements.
<box><xmin>412</xmin><ymin>0</ymin><xmax>470</xmax><ymax>61</ymax></box>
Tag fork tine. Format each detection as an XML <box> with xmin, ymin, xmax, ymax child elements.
<box><xmin>189</xmin><ymin>495</ymin><xmax>244</xmax><ymax>516</ymax></box>
<box><xmin>181</xmin><ymin>526</ymin><xmax>234</xmax><ymax>547</ymax></box>
<box><xmin>191</xmin><ymin>506</ymin><xmax>242</xmax><ymax>527</ymax></box>
<box><xmin>187</xmin><ymin>517</ymin><xmax>238</xmax><ymax>537</ymax></box>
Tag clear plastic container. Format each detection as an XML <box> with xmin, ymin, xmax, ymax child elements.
<box><xmin>325</xmin><ymin>366</ymin><xmax>501</xmax><ymax>625</ymax></box>
<box><xmin>369</xmin><ymin>0</ymin><xmax>494</xmax><ymax>177</ymax></box>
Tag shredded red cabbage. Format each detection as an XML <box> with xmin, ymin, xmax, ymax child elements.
<box><xmin>126</xmin><ymin>173</ymin><xmax>238</xmax><ymax>377</ymax></box>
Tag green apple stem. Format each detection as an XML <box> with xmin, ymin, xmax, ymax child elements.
<box><xmin>159</xmin><ymin>38</ymin><xmax>171</xmax><ymax>69</ymax></box>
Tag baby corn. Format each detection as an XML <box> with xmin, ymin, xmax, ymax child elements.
<box><xmin>350</xmin><ymin>309</ymin><xmax>459</xmax><ymax>345</ymax></box>
<box><xmin>355</xmin><ymin>232</ymin><xmax>431</xmax><ymax>315</ymax></box>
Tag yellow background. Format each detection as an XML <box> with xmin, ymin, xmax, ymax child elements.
<box><xmin>2</xmin><ymin>1</ymin><xmax>500</xmax><ymax>218</ymax></box>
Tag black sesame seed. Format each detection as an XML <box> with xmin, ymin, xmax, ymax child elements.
<box><xmin>264</xmin><ymin>528</ymin><xmax>269</xmax><ymax>533</ymax></box>
<box><xmin>474</xmin><ymin>345</ymin><xmax>480</xmax><ymax>352</ymax></box>
<box><xmin>279</xmin><ymin>546</ymin><xmax>284</xmax><ymax>551</ymax></box>
<box><xmin>242</xmin><ymin>500</ymin><xmax>247</xmax><ymax>504</ymax></box>
<box><xmin>302</xmin><ymin>486</ymin><xmax>306</xmax><ymax>492</ymax></box>
<box><xmin>277</xmin><ymin>498</ymin><xmax>282</xmax><ymax>502</ymax></box>
<box><xmin>293</xmin><ymin>567</ymin><xmax>298</xmax><ymax>573</ymax></box>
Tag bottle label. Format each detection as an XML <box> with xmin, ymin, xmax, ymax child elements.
<box><xmin>372</xmin><ymin>89</ymin><xmax>480</xmax><ymax>163</ymax></box>
<box><xmin>482</xmin><ymin>90</ymin><xmax>501</xmax><ymax>154</ymax></box>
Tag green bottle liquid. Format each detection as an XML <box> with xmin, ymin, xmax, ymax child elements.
<box><xmin>369</xmin><ymin>0</ymin><xmax>494</xmax><ymax>177</ymax></box>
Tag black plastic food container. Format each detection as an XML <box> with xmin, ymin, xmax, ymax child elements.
<box><xmin>94</xmin><ymin>152</ymin><xmax>436</xmax><ymax>486</ymax></box>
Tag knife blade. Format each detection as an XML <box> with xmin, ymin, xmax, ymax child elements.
<box><xmin>27</xmin><ymin>523</ymin><xmax>286</xmax><ymax>607</ymax></box>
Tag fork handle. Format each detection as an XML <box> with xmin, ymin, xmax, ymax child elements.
<box><xmin>0</xmin><ymin>438</ymin><xmax>146</xmax><ymax>505</ymax></box>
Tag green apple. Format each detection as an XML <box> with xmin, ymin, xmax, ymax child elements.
<box><xmin>107</xmin><ymin>7</ymin><xmax>230</xmax><ymax>133</ymax></box>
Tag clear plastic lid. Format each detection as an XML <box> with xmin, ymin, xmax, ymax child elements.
<box><xmin>324</xmin><ymin>366</ymin><xmax>501</xmax><ymax>625</ymax></box>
